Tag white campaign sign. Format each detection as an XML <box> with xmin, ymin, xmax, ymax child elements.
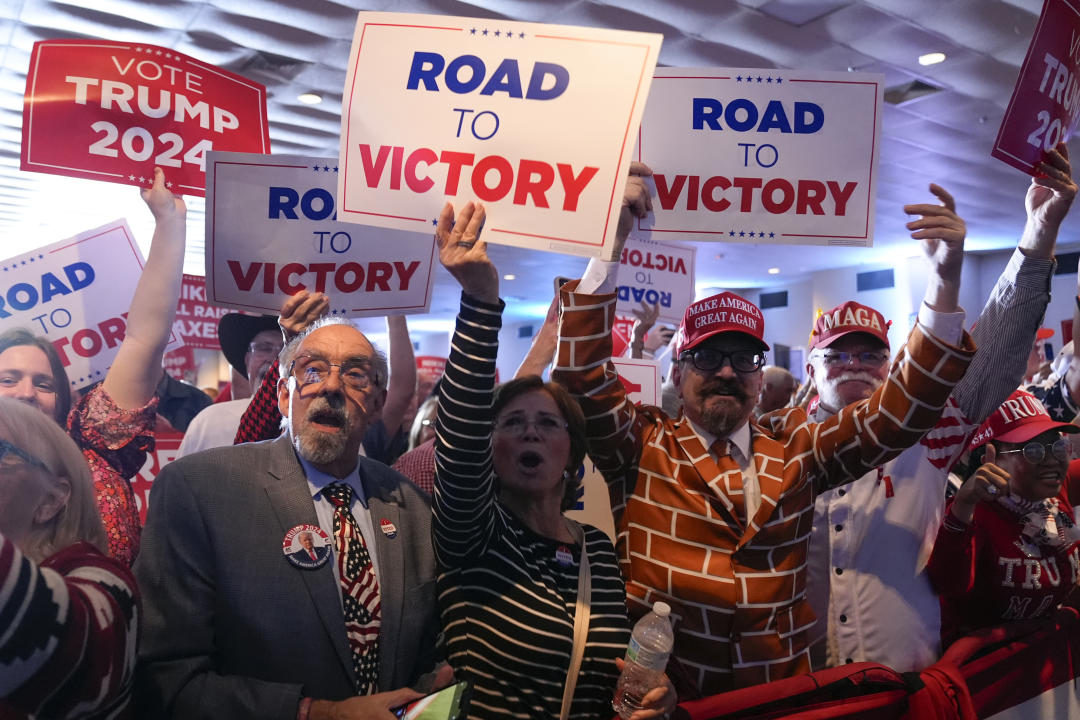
<box><xmin>338</xmin><ymin>12</ymin><xmax>662</xmax><ymax>260</ymax></box>
<box><xmin>637</xmin><ymin>67</ymin><xmax>884</xmax><ymax>246</ymax></box>
<box><xmin>205</xmin><ymin>151</ymin><xmax>437</xmax><ymax>316</ymax></box>
<box><xmin>566</xmin><ymin>357</ymin><xmax>661</xmax><ymax>540</ymax></box>
<box><xmin>615</xmin><ymin>235</ymin><xmax>696</xmax><ymax>325</ymax></box>
<box><xmin>0</xmin><ymin>220</ymin><xmax>181</xmax><ymax>391</ymax></box>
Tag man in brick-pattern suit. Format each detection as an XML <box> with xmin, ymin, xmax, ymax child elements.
<box><xmin>552</xmin><ymin>167</ymin><xmax>975</xmax><ymax>697</ymax></box>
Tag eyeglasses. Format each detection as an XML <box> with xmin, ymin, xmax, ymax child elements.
<box><xmin>249</xmin><ymin>341</ymin><xmax>284</xmax><ymax>356</ymax></box>
<box><xmin>289</xmin><ymin>354</ymin><xmax>379</xmax><ymax>392</ymax></box>
<box><xmin>821</xmin><ymin>351</ymin><xmax>889</xmax><ymax>368</ymax></box>
<box><xmin>493</xmin><ymin>413</ymin><xmax>568</xmax><ymax>437</ymax></box>
<box><xmin>679</xmin><ymin>347</ymin><xmax>765</xmax><ymax>373</ymax></box>
<box><xmin>0</xmin><ymin>439</ymin><xmax>49</xmax><ymax>473</ymax></box>
<box><xmin>997</xmin><ymin>438</ymin><xmax>1071</xmax><ymax>464</ymax></box>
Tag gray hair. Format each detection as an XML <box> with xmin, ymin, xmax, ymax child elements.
<box><xmin>278</xmin><ymin>316</ymin><xmax>389</xmax><ymax>393</ymax></box>
<box><xmin>0</xmin><ymin>397</ymin><xmax>106</xmax><ymax>560</ymax></box>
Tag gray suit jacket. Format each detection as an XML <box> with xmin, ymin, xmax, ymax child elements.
<box><xmin>134</xmin><ymin>435</ymin><xmax>438</xmax><ymax>719</ymax></box>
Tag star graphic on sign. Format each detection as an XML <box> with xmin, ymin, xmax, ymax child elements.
<box><xmin>736</xmin><ymin>75</ymin><xmax>743</xmax><ymax>82</ymax></box>
<box><xmin>766</xmin><ymin>77</ymin><xmax>773</xmax><ymax>83</ymax></box>
<box><xmin>129</xmin><ymin>174</ymin><xmax>136</xmax><ymax>180</ymax></box>
<box><xmin>748</xmin><ymin>231</ymin><xmax>756</xmax><ymax>238</ymax></box>
<box><xmin>506</xmin><ymin>29</ymin><xmax>513</xmax><ymax>37</ymax></box>
<box><xmin>38</xmin><ymin>254</ymin><xmax>43</xmax><ymax>260</ymax></box>
<box><xmin>739</xmin><ymin>231</ymin><xmax>746</xmax><ymax>237</ymax></box>
<box><xmin>432</xmin><ymin>218</ymin><xmax>438</xmax><ymax>226</ymax></box>
<box><xmin>323</xmin><ymin>165</ymin><xmax>330</xmax><ymax>172</ymax></box>
<box><xmin>20</xmin><ymin>260</ymin><xmax>25</xmax><ymax>265</ymax></box>
<box><xmin>482</xmin><ymin>28</ymin><xmax>488</xmax><ymax>36</ymax></box>
<box><xmin>313</xmin><ymin>165</ymin><xmax>320</xmax><ymax>171</ymax></box>
<box><xmin>155</xmin><ymin>49</ymin><xmax>162</xmax><ymax>55</ymax></box>
<box><xmin>28</xmin><ymin>256</ymin><xmax>34</xmax><ymax>262</ymax></box>
<box><xmin>776</xmin><ymin>78</ymin><xmax>783</xmax><ymax>84</ymax></box>
<box><xmin>756</xmin><ymin>76</ymin><xmax>763</xmax><ymax>82</ymax></box>
<box><xmin>139</xmin><ymin>176</ymin><xmax>145</xmax><ymax>182</ymax></box>
<box><xmin>494</xmin><ymin>30</ymin><xmax>501</xmax><ymax>37</ymax></box>
<box><xmin>519</xmin><ymin>32</ymin><xmax>525</xmax><ymax>38</ymax></box>
<box><xmin>470</xmin><ymin>28</ymin><xmax>477</xmax><ymax>34</ymax></box>
<box><xmin>759</xmin><ymin>230</ymin><xmax>766</xmax><ymax>237</ymax></box>
<box><xmin>769</xmin><ymin>232</ymin><xmax>775</xmax><ymax>238</ymax></box>
<box><xmin>166</xmin><ymin>181</ymin><xmax>173</xmax><ymax>188</ymax></box>
<box><xmin>729</xmin><ymin>230</ymin><xmax>736</xmax><ymax>237</ymax></box>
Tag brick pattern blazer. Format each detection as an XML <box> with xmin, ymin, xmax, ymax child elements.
<box><xmin>552</xmin><ymin>285</ymin><xmax>974</xmax><ymax>696</ymax></box>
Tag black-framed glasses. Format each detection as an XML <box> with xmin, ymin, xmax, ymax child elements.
<box><xmin>249</xmin><ymin>341</ymin><xmax>283</xmax><ymax>356</ymax></box>
<box><xmin>679</xmin><ymin>347</ymin><xmax>765</xmax><ymax>373</ymax></box>
<box><xmin>493</xmin><ymin>413</ymin><xmax>568</xmax><ymax>437</ymax></box>
<box><xmin>821</xmin><ymin>351</ymin><xmax>889</xmax><ymax>368</ymax></box>
<box><xmin>289</xmin><ymin>354</ymin><xmax>379</xmax><ymax>392</ymax></box>
<box><xmin>0</xmin><ymin>439</ymin><xmax>49</xmax><ymax>473</ymax></box>
<box><xmin>997</xmin><ymin>437</ymin><xmax>1071</xmax><ymax>464</ymax></box>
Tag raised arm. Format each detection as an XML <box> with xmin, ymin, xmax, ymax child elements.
<box><xmin>379</xmin><ymin>315</ymin><xmax>417</xmax><ymax>436</ymax></box>
<box><xmin>802</xmin><ymin>185</ymin><xmax>975</xmax><ymax>487</ymax></box>
<box><xmin>102</xmin><ymin>168</ymin><xmax>186</xmax><ymax>410</ymax></box>
<box><xmin>514</xmin><ymin>295</ymin><xmax>559</xmax><ymax>379</ymax></box>
<box><xmin>432</xmin><ymin>201</ymin><xmax>507</xmax><ymax>565</ymax></box>
<box><xmin>955</xmin><ymin>145</ymin><xmax>1075</xmax><ymax>424</ymax></box>
<box><xmin>552</xmin><ymin>164</ymin><xmax>656</xmax><ymax>502</ymax></box>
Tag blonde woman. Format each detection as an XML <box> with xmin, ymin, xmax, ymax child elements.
<box><xmin>0</xmin><ymin>397</ymin><xmax>139</xmax><ymax>718</ymax></box>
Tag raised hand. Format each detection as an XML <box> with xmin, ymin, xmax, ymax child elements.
<box><xmin>905</xmin><ymin>184</ymin><xmax>966</xmax><ymax>284</ymax></box>
<box><xmin>951</xmin><ymin>444</ymin><xmax>1009</xmax><ymax>524</ymax></box>
<box><xmin>1027</xmin><ymin>142</ymin><xmax>1077</xmax><ymax>230</ymax></box>
<box><xmin>616</xmin><ymin>161</ymin><xmax>654</xmax><ymax>247</ymax></box>
<box><xmin>435</xmin><ymin>201</ymin><xmax>499</xmax><ymax>304</ymax></box>
<box><xmin>140</xmin><ymin>167</ymin><xmax>186</xmax><ymax>224</ymax></box>
<box><xmin>279</xmin><ymin>290</ymin><xmax>330</xmax><ymax>341</ymax></box>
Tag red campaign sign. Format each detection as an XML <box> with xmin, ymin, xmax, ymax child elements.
<box><xmin>173</xmin><ymin>274</ymin><xmax>230</xmax><ymax>350</ymax></box>
<box><xmin>992</xmin><ymin>0</ymin><xmax>1080</xmax><ymax>174</ymax></box>
<box><xmin>162</xmin><ymin>345</ymin><xmax>196</xmax><ymax>382</ymax></box>
<box><xmin>612</xmin><ymin>315</ymin><xmax>634</xmax><ymax>358</ymax></box>
<box><xmin>22</xmin><ymin>40</ymin><xmax>270</xmax><ymax>196</ymax></box>
<box><xmin>131</xmin><ymin>431</ymin><xmax>184</xmax><ymax>525</ymax></box>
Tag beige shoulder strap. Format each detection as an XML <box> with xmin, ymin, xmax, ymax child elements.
<box><xmin>560</xmin><ymin>520</ymin><xmax>591</xmax><ymax>720</ymax></box>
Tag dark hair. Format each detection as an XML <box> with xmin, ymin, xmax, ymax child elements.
<box><xmin>0</xmin><ymin>327</ymin><xmax>72</xmax><ymax>424</ymax></box>
<box><xmin>493</xmin><ymin>375</ymin><xmax>587</xmax><ymax>512</ymax></box>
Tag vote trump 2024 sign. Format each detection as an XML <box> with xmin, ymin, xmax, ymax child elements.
<box><xmin>338</xmin><ymin>12</ymin><xmax>662</xmax><ymax>260</ymax></box>
<box><xmin>22</xmin><ymin>39</ymin><xmax>270</xmax><ymax>195</ymax></box>
<box><xmin>637</xmin><ymin>67</ymin><xmax>884</xmax><ymax>246</ymax></box>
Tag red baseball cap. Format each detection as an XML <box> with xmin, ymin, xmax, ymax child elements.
<box><xmin>676</xmin><ymin>291</ymin><xmax>769</xmax><ymax>354</ymax></box>
<box><xmin>967</xmin><ymin>389</ymin><xmax>1080</xmax><ymax>451</ymax></box>
<box><xmin>808</xmin><ymin>301</ymin><xmax>891</xmax><ymax>352</ymax></box>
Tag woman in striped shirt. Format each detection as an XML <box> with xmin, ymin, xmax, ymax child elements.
<box><xmin>431</xmin><ymin>201</ymin><xmax>674</xmax><ymax>719</ymax></box>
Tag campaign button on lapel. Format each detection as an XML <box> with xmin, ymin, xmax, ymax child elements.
<box><xmin>380</xmin><ymin>518</ymin><xmax>397</xmax><ymax>539</ymax></box>
<box><xmin>283</xmin><ymin>523</ymin><xmax>332</xmax><ymax>570</ymax></box>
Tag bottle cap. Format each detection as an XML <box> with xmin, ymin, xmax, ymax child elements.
<box><xmin>653</xmin><ymin>601</ymin><xmax>671</xmax><ymax>617</ymax></box>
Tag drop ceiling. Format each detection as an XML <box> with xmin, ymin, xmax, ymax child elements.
<box><xmin>0</xmin><ymin>0</ymin><xmax>1071</xmax><ymax>328</ymax></box>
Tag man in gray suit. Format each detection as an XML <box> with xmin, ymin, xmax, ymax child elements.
<box><xmin>136</xmin><ymin>317</ymin><xmax>438</xmax><ymax>720</ymax></box>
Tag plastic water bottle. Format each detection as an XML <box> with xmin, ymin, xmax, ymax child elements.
<box><xmin>612</xmin><ymin>601</ymin><xmax>675</xmax><ymax>719</ymax></box>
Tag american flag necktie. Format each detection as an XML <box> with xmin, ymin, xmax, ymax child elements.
<box><xmin>324</xmin><ymin>482</ymin><xmax>381</xmax><ymax>693</ymax></box>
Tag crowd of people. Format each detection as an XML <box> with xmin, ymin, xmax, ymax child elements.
<box><xmin>2</xmin><ymin>137</ymin><xmax>1080</xmax><ymax>719</ymax></box>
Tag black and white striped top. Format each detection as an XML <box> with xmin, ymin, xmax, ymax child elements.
<box><xmin>434</xmin><ymin>292</ymin><xmax>630</xmax><ymax>719</ymax></box>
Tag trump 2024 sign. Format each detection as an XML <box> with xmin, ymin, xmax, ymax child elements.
<box><xmin>338</xmin><ymin>12</ymin><xmax>661</xmax><ymax>260</ymax></box>
<box><xmin>22</xmin><ymin>39</ymin><xmax>270</xmax><ymax>195</ymax></box>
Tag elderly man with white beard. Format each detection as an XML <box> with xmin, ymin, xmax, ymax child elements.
<box><xmin>136</xmin><ymin>317</ymin><xmax>440</xmax><ymax>720</ymax></box>
<box><xmin>804</xmin><ymin>145</ymin><xmax>1078</xmax><ymax>673</ymax></box>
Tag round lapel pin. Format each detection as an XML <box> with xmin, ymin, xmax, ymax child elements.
<box><xmin>283</xmin><ymin>524</ymin><xmax>332</xmax><ymax>570</ymax></box>
<box><xmin>555</xmin><ymin>545</ymin><xmax>574</xmax><ymax>566</ymax></box>
<box><xmin>380</xmin><ymin>518</ymin><xmax>397</xmax><ymax>539</ymax></box>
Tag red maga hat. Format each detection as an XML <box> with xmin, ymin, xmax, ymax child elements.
<box><xmin>676</xmin><ymin>291</ymin><xmax>768</xmax><ymax>354</ymax></box>
<box><xmin>967</xmin><ymin>389</ymin><xmax>1080</xmax><ymax>451</ymax></box>
<box><xmin>808</xmin><ymin>300</ymin><xmax>891</xmax><ymax>352</ymax></box>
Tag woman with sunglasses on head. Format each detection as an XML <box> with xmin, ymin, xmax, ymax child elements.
<box><xmin>0</xmin><ymin>397</ymin><xmax>139</xmax><ymax>718</ymax></box>
<box><xmin>0</xmin><ymin>168</ymin><xmax>185</xmax><ymax>566</ymax></box>
<box><xmin>928</xmin><ymin>389</ymin><xmax>1080</xmax><ymax>647</ymax></box>
<box><xmin>432</xmin><ymin>202</ymin><xmax>675</xmax><ymax>720</ymax></box>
